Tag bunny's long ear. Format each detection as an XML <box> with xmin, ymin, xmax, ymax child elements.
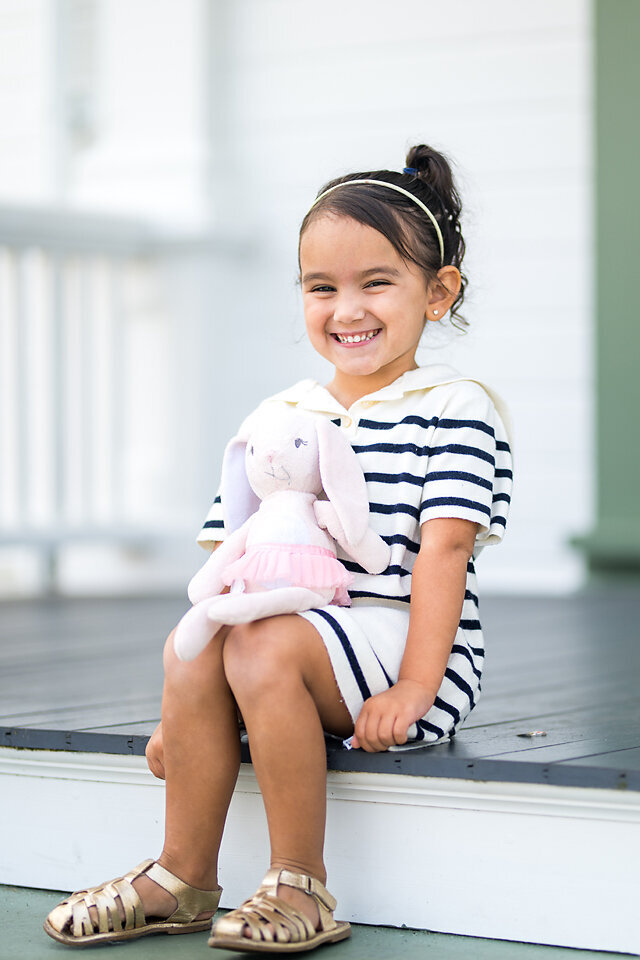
<box><xmin>316</xmin><ymin>416</ymin><xmax>369</xmax><ymax>546</ymax></box>
<box><xmin>220</xmin><ymin>425</ymin><xmax>261</xmax><ymax>535</ymax></box>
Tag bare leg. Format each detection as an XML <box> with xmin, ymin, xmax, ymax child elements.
<box><xmin>222</xmin><ymin>614</ymin><xmax>353</xmax><ymax>931</ymax></box>
<box><xmin>124</xmin><ymin>624</ymin><xmax>241</xmax><ymax>921</ymax></box>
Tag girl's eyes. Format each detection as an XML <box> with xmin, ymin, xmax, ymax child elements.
<box><xmin>308</xmin><ymin>280</ymin><xmax>390</xmax><ymax>293</ymax></box>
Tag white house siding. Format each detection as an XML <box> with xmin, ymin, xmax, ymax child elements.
<box><xmin>226</xmin><ymin>0</ymin><xmax>594</xmax><ymax>592</ymax></box>
<box><xmin>0</xmin><ymin>0</ymin><xmax>56</xmax><ymax>200</ymax></box>
<box><xmin>0</xmin><ymin>0</ymin><xmax>592</xmax><ymax>594</ymax></box>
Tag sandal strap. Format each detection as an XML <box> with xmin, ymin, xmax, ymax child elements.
<box><xmin>46</xmin><ymin>859</ymin><xmax>221</xmax><ymax>940</ymax></box>
<box><xmin>212</xmin><ymin>867</ymin><xmax>339</xmax><ymax>946</ymax></box>
<box><xmin>145</xmin><ymin>861</ymin><xmax>221</xmax><ymax>923</ymax></box>
<box><xmin>276</xmin><ymin>868</ymin><xmax>337</xmax><ymax>912</ymax></box>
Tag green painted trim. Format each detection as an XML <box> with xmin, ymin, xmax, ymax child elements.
<box><xmin>579</xmin><ymin>0</ymin><xmax>640</xmax><ymax>572</ymax></box>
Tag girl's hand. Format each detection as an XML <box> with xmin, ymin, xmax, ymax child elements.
<box><xmin>351</xmin><ymin>680</ymin><xmax>434</xmax><ymax>752</ymax></box>
<box><xmin>145</xmin><ymin>721</ymin><xmax>165</xmax><ymax>779</ymax></box>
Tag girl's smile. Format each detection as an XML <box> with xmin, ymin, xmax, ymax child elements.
<box><xmin>331</xmin><ymin>328</ymin><xmax>381</xmax><ymax>346</ymax></box>
<box><xmin>300</xmin><ymin>215</ymin><xmax>437</xmax><ymax>407</ymax></box>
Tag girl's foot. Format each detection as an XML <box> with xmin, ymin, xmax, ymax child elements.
<box><xmin>44</xmin><ymin>859</ymin><xmax>221</xmax><ymax>946</ymax></box>
<box><xmin>209</xmin><ymin>867</ymin><xmax>351</xmax><ymax>952</ymax></box>
<box><xmin>242</xmin><ymin>880</ymin><xmax>320</xmax><ymax>940</ymax></box>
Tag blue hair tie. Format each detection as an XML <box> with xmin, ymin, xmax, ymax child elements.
<box><xmin>403</xmin><ymin>166</ymin><xmax>418</xmax><ymax>175</ymax></box>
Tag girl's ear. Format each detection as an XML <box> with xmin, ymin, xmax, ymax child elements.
<box><xmin>315</xmin><ymin>416</ymin><xmax>369</xmax><ymax>546</ymax></box>
<box><xmin>220</xmin><ymin>429</ymin><xmax>261</xmax><ymax>534</ymax></box>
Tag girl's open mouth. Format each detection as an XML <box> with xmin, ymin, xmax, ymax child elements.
<box><xmin>331</xmin><ymin>329</ymin><xmax>381</xmax><ymax>345</ymax></box>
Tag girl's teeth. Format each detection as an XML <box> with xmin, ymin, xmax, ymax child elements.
<box><xmin>336</xmin><ymin>331</ymin><xmax>378</xmax><ymax>343</ymax></box>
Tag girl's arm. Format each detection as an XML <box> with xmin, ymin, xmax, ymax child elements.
<box><xmin>352</xmin><ymin>517</ymin><xmax>478</xmax><ymax>752</ymax></box>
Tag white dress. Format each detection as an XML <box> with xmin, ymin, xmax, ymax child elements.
<box><xmin>197</xmin><ymin>364</ymin><xmax>513</xmax><ymax>748</ymax></box>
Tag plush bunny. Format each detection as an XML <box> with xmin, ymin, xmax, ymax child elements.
<box><xmin>173</xmin><ymin>406</ymin><xmax>391</xmax><ymax>661</ymax></box>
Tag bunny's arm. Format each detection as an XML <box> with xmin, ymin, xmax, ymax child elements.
<box><xmin>314</xmin><ymin>500</ymin><xmax>390</xmax><ymax>575</ymax></box>
<box><xmin>187</xmin><ymin>522</ymin><xmax>251</xmax><ymax>604</ymax></box>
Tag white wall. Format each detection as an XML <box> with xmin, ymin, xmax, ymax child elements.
<box><xmin>0</xmin><ymin>0</ymin><xmax>593</xmax><ymax>593</ymax></box>
<box><xmin>222</xmin><ymin>0</ymin><xmax>594</xmax><ymax>592</ymax></box>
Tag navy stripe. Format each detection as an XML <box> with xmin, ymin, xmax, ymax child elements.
<box><xmin>489</xmin><ymin>515</ymin><xmax>507</xmax><ymax>528</ymax></box>
<box><xmin>348</xmin><ymin>590</ymin><xmax>411</xmax><ymax>603</ymax></box>
<box><xmin>428</xmin><ymin>443</ymin><xmax>495</xmax><ymax>466</ymax></box>
<box><xmin>433</xmin><ymin>695</ymin><xmax>461</xmax><ymax>724</ymax></box>
<box><xmin>359</xmin><ymin>415</ymin><xmax>495</xmax><ymax>438</ymax></box>
<box><xmin>459</xmin><ymin>619</ymin><xmax>482</xmax><ymax>631</ymax></box>
<box><xmin>421</xmin><ymin>496</ymin><xmax>491</xmax><ymax>517</ymax></box>
<box><xmin>203</xmin><ymin>519</ymin><xmax>223</xmax><ymax>529</ymax></box>
<box><xmin>365</xmin><ymin>471</ymin><xmax>425</xmax><ymax>486</ymax></box>
<box><xmin>451</xmin><ymin>644</ymin><xmax>483</xmax><ymax>681</ymax></box>
<box><xmin>411</xmin><ymin>722</ymin><xmax>426</xmax><ymax>741</ymax></box>
<box><xmin>424</xmin><ymin>470</ymin><xmax>493</xmax><ymax>491</ymax></box>
<box><xmin>359</xmin><ymin>415</ymin><xmax>439</xmax><ymax>431</ymax></box>
<box><xmin>370</xmin><ymin>502</ymin><xmax>420</xmax><ymax>520</ymax></box>
<box><xmin>416</xmin><ymin>717</ymin><xmax>447</xmax><ymax>739</ymax></box>
<box><xmin>492</xmin><ymin>492</ymin><xmax>511</xmax><ymax>504</ymax></box>
<box><xmin>469</xmin><ymin>644</ymin><xmax>485</xmax><ymax>657</ymax></box>
<box><xmin>342</xmin><ymin>561</ymin><xmax>410</xmax><ymax>578</ymax></box>
<box><xmin>371</xmin><ymin>651</ymin><xmax>394</xmax><ymax>688</ymax></box>
<box><xmin>467</xmin><ymin>559</ymin><xmax>475</xmax><ymax>573</ymax></box>
<box><xmin>495</xmin><ymin>468</ymin><xmax>513</xmax><ymax>479</ymax></box>
<box><xmin>353</xmin><ymin>442</ymin><xmax>495</xmax><ymax>466</ymax></box>
<box><xmin>312</xmin><ymin>609</ymin><xmax>372</xmax><ymax>701</ymax></box>
<box><xmin>464</xmin><ymin>589</ymin><xmax>479</xmax><ymax>605</ymax></box>
<box><xmin>496</xmin><ymin>440</ymin><xmax>511</xmax><ymax>452</ymax></box>
<box><xmin>384</xmin><ymin>534</ymin><xmax>420</xmax><ymax>554</ymax></box>
<box><xmin>355</xmin><ymin>442</ymin><xmax>496</xmax><ymax>468</ymax></box>
<box><xmin>445</xmin><ymin>666</ymin><xmax>476</xmax><ymax>706</ymax></box>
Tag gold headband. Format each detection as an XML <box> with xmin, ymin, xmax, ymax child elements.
<box><xmin>309</xmin><ymin>178</ymin><xmax>445</xmax><ymax>266</ymax></box>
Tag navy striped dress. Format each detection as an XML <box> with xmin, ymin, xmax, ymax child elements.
<box><xmin>197</xmin><ymin>365</ymin><xmax>513</xmax><ymax>749</ymax></box>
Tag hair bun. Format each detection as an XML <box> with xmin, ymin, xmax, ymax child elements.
<box><xmin>405</xmin><ymin>144</ymin><xmax>457</xmax><ymax>209</ymax></box>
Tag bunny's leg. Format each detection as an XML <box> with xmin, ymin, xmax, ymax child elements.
<box><xmin>205</xmin><ymin>586</ymin><xmax>333</xmax><ymax>625</ymax></box>
<box><xmin>173</xmin><ymin>598</ymin><xmax>225</xmax><ymax>661</ymax></box>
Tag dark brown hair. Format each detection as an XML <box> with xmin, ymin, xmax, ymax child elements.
<box><xmin>299</xmin><ymin>144</ymin><xmax>468</xmax><ymax>330</ymax></box>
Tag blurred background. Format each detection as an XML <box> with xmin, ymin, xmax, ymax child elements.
<box><xmin>0</xmin><ymin>0</ymin><xmax>636</xmax><ymax>599</ymax></box>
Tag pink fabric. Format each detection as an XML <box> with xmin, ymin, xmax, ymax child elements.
<box><xmin>223</xmin><ymin>543</ymin><xmax>353</xmax><ymax>606</ymax></box>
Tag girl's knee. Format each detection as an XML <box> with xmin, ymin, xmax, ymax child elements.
<box><xmin>162</xmin><ymin>624</ymin><xmax>229</xmax><ymax>700</ymax></box>
<box><xmin>222</xmin><ymin>618</ymin><xmax>300</xmax><ymax>694</ymax></box>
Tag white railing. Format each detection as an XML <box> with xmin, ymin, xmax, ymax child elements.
<box><xmin>0</xmin><ymin>205</ymin><xmax>245</xmax><ymax>590</ymax></box>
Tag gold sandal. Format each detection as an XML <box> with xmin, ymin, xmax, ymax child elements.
<box><xmin>208</xmin><ymin>867</ymin><xmax>351</xmax><ymax>953</ymax></box>
<box><xmin>43</xmin><ymin>858</ymin><xmax>221</xmax><ymax>947</ymax></box>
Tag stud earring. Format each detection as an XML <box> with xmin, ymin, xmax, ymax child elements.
<box><xmin>433</xmin><ymin>309</ymin><xmax>439</xmax><ymax>316</ymax></box>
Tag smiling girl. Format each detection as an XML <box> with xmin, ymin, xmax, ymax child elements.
<box><xmin>45</xmin><ymin>144</ymin><xmax>513</xmax><ymax>953</ymax></box>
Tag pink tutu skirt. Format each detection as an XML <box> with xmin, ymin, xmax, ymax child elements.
<box><xmin>222</xmin><ymin>543</ymin><xmax>353</xmax><ymax>606</ymax></box>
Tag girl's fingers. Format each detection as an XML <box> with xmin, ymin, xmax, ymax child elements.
<box><xmin>377</xmin><ymin>713</ymin><xmax>398</xmax><ymax>748</ymax></box>
<box><xmin>356</xmin><ymin>708</ymin><xmax>379</xmax><ymax>752</ymax></box>
<box><xmin>392</xmin><ymin>715</ymin><xmax>409</xmax><ymax>745</ymax></box>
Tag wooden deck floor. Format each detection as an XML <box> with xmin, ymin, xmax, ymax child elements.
<box><xmin>1</xmin><ymin>587</ymin><xmax>639</xmax><ymax>790</ymax></box>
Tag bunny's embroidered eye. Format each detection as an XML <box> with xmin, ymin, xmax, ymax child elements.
<box><xmin>249</xmin><ymin>445</ymin><xmax>254</xmax><ymax>455</ymax></box>
<box><xmin>294</xmin><ymin>437</ymin><xmax>308</xmax><ymax>449</ymax></box>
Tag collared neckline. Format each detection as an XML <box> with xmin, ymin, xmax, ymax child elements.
<box><xmin>274</xmin><ymin>364</ymin><xmax>465</xmax><ymax>414</ymax></box>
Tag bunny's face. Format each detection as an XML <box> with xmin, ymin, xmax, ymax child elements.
<box><xmin>244</xmin><ymin>410</ymin><xmax>322</xmax><ymax>501</ymax></box>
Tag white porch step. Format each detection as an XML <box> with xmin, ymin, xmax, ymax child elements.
<box><xmin>1</xmin><ymin>746</ymin><xmax>638</xmax><ymax>955</ymax></box>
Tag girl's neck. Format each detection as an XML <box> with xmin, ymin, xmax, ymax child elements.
<box><xmin>326</xmin><ymin>362</ymin><xmax>418</xmax><ymax>410</ymax></box>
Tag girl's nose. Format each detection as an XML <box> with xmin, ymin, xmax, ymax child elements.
<box><xmin>333</xmin><ymin>293</ymin><xmax>366</xmax><ymax>325</ymax></box>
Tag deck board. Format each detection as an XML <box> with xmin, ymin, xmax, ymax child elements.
<box><xmin>1</xmin><ymin>587</ymin><xmax>639</xmax><ymax>789</ymax></box>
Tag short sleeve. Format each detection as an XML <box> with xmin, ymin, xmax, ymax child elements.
<box><xmin>419</xmin><ymin>383</ymin><xmax>513</xmax><ymax>546</ymax></box>
<box><xmin>196</xmin><ymin>490</ymin><xmax>224</xmax><ymax>550</ymax></box>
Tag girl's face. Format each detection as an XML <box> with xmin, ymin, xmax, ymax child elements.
<box><xmin>300</xmin><ymin>215</ymin><xmax>433</xmax><ymax>405</ymax></box>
